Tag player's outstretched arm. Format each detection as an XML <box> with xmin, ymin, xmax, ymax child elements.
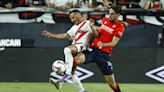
<box><xmin>89</xmin><ymin>19</ymin><xmax>100</xmax><ymax>37</ymax></box>
<box><xmin>42</xmin><ymin>30</ymin><xmax>69</xmax><ymax>39</ymax></box>
<box><xmin>97</xmin><ymin>36</ymin><xmax>120</xmax><ymax>48</ymax></box>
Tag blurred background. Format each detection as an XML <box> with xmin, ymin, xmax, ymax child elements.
<box><xmin>0</xmin><ymin>0</ymin><xmax>164</xmax><ymax>91</ymax></box>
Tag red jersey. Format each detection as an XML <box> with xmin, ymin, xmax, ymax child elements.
<box><xmin>92</xmin><ymin>17</ymin><xmax>125</xmax><ymax>54</ymax></box>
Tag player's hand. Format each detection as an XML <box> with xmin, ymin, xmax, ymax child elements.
<box><xmin>89</xmin><ymin>19</ymin><xmax>95</xmax><ymax>27</ymax></box>
<box><xmin>97</xmin><ymin>41</ymin><xmax>103</xmax><ymax>48</ymax></box>
<box><xmin>42</xmin><ymin>30</ymin><xmax>52</xmax><ymax>38</ymax></box>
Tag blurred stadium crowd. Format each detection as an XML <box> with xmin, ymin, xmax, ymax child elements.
<box><xmin>0</xmin><ymin>0</ymin><xmax>163</xmax><ymax>10</ymax></box>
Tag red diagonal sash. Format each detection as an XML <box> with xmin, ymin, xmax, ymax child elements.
<box><xmin>75</xmin><ymin>32</ymin><xmax>87</xmax><ymax>42</ymax></box>
<box><xmin>74</xmin><ymin>22</ymin><xmax>87</xmax><ymax>43</ymax></box>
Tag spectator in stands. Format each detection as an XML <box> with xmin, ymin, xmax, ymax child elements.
<box><xmin>144</xmin><ymin>0</ymin><xmax>162</xmax><ymax>10</ymax></box>
<box><xmin>47</xmin><ymin>0</ymin><xmax>76</xmax><ymax>10</ymax></box>
<box><xmin>119</xmin><ymin>0</ymin><xmax>141</xmax><ymax>9</ymax></box>
<box><xmin>0</xmin><ymin>0</ymin><xmax>19</xmax><ymax>9</ymax></box>
<box><xmin>75</xmin><ymin>0</ymin><xmax>92</xmax><ymax>8</ymax></box>
<box><xmin>19</xmin><ymin>0</ymin><xmax>47</xmax><ymax>7</ymax></box>
<box><xmin>92</xmin><ymin>0</ymin><xmax>112</xmax><ymax>10</ymax></box>
<box><xmin>27</xmin><ymin>0</ymin><xmax>47</xmax><ymax>7</ymax></box>
<box><xmin>18</xmin><ymin>0</ymin><xmax>47</xmax><ymax>21</ymax></box>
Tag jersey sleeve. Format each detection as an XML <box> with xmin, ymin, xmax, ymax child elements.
<box><xmin>67</xmin><ymin>25</ymin><xmax>76</xmax><ymax>37</ymax></box>
<box><xmin>114</xmin><ymin>24</ymin><xmax>125</xmax><ymax>38</ymax></box>
<box><xmin>80</xmin><ymin>20</ymin><xmax>92</xmax><ymax>33</ymax></box>
<box><xmin>99</xmin><ymin>18</ymin><xmax>106</xmax><ymax>33</ymax></box>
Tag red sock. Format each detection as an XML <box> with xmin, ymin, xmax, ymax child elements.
<box><xmin>113</xmin><ymin>83</ymin><xmax>121</xmax><ymax>92</ymax></box>
<box><xmin>73</xmin><ymin>60</ymin><xmax>78</xmax><ymax>69</ymax></box>
<box><xmin>115</xmin><ymin>83</ymin><xmax>119</xmax><ymax>90</ymax></box>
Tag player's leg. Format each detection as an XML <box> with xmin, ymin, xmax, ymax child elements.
<box><xmin>104</xmin><ymin>74</ymin><xmax>121</xmax><ymax>92</ymax></box>
<box><xmin>72</xmin><ymin>50</ymin><xmax>93</xmax><ymax>74</ymax></box>
<box><xmin>64</xmin><ymin>45</ymin><xmax>78</xmax><ymax>75</ymax></box>
<box><xmin>49</xmin><ymin>61</ymin><xmax>84</xmax><ymax>90</ymax></box>
<box><xmin>53</xmin><ymin>52</ymin><xmax>87</xmax><ymax>91</ymax></box>
<box><xmin>71</xmin><ymin>51</ymin><xmax>93</xmax><ymax>92</ymax></box>
<box><xmin>49</xmin><ymin>77</ymin><xmax>63</xmax><ymax>89</ymax></box>
<box><xmin>74</xmin><ymin>52</ymin><xmax>86</xmax><ymax>64</ymax></box>
<box><xmin>71</xmin><ymin>74</ymin><xmax>87</xmax><ymax>92</ymax></box>
<box><xmin>62</xmin><ymin>44</ymin><xmax>87</xmax><ymax>81</ymax></box>
<box><xmin>95</xmin><ymin>49</ymin><xmax>121</xmax><ymax>92</ymax></box>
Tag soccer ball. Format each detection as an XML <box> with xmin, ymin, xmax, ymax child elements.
<box><xmin>52</xmin><ymin>60</ymin><xmax>66</xmax><ymax>74</ymax></box>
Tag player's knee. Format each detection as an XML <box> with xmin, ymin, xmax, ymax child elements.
<box><xmin>74</xmin><ymin>58</ymin><xmax>80</xmax><ymax>64</ymax></box>
<box><xmin>64</xmin><ymin>47</ymin><xmax>71</xmax><ymax>54</ymax></box>
<box><xmin>74</xmin><ymin>55</ymin><xmax>85</xmax><ymax>64</ymax></box>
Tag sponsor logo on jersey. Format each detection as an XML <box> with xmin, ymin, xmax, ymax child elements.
<box><xmin>101</xmin><ymin>24</ymin><xmax>114</xmax><ymax>34</ymax></box>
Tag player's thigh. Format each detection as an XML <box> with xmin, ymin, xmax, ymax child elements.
<box><xmin>67</xmin><ymin>45</ymin><xmax>78</xmax><ymax>55</ymax></box>
<box><xmin>96</xmin><ymin>56</ymin><xmax>113</xmax><ymax>75</ymax></box>
<box><xmin>74</xmin><ymin>48</ymin><xmax>95</xmax><ymax>64</ymax></box>
<box><xmin>74</xmin><ymin>52</ymin><xmax>86</xmax><ymax>64</ymax></box>
<box><xmin>74</xmin><ymin>43</ymin><xmax>87</xmax><ymax>52</ymax></box>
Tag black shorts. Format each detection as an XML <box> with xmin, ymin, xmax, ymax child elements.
<box><xmin>83</xmin><ymin>47</ymin><xmax>113</xmax><ymax>75</ymax></box>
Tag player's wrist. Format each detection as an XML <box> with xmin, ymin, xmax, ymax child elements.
<box><xmin>91</xmin><ymin>25</ymin><xmax>97</xmax><ymax>31</ymax></box>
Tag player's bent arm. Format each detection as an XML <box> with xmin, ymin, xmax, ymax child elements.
<box><xmin>99</xmin><ymin>36</ymin><xmax>120</xmax><ymax>47</ymax></box>
<box><xmin>90</xmin><ymin>25</ymin><xmax>100</xmax><ymax>37</ymax></box>
<box><xmin>50</xmin><ymin>33</ymin><xmax>70</xmax><ymax>39</ymax></box>
<box><xmin>42</xmin><ymin>30</ymin><xmax>69</xmax><ymax>39</ymax></box>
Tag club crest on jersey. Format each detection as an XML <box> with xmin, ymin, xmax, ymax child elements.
<box><xmin>112</xmin><ymin>25</ymin><xmax>116</xmax><ymax>28</ymax></box>
<box><xmin>101</xmin><ymin>24</ymin><xmax>114</xmax><ymax>34</ymax></box>
<box><xmin>104</xmin><ymin>21</ymin><xmax>107</xmax><ymax>24</ymax></box>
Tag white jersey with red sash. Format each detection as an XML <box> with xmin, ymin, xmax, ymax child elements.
<box><xmin>67</xmin><ymin>20</ymin><xmax>92</xmax><ymax>52</ymax></box>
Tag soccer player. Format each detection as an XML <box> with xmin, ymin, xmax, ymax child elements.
<box><xmin>71</xmin><ymin>6</ymin><xmax>125</xmax><ymax>92</ymax></box>
<box><xmin>42</xmin><ymin>10</ymin><xmax>92</xmax><ymax>92</ymax></box>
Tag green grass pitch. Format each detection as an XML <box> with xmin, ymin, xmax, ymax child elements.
<box><xmin>0</xmin><ymin>82</ymin><xmax>164</xmax><ymax>92</ymax></box>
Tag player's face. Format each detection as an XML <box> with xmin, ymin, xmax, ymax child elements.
<box><xmin>82</xmin><ymin>13</ymin><xmax>88</xmax><ymax>20</ymax></box>
<box><xmin>69</xmin><ymin>13</ymin><xmax>80</xmax><ymax>24</ymax></box>
<box><xmin>109</xmin><ymin>8</ymin><xmax>119</xmax><ymax>23</ymax></box>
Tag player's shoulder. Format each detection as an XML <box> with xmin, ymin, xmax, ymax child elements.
<box><xmin>117</xmin><ymin>21</ymin><xmax>125</xmax><ymax>28</ymax></box>
<box><xmin>69</xmin><ymin>24</ymin><xmax>78</xmax><ymax>30</ymax></box>
<box><xmin>84</xmin><ymin>20</ymin><xmax>90</xmax><ymax>24</ymax></box>
<box><xmin>71</xmin><ymin>24</ymin><xmax>78</xmax><ymax>28</ymax></box>
<box><xmin>116</xmin><ymin>21</ymin><xmax>125</xmax><ymax>32</ymax></box>
<box><xmin>102</xmin><ymin>17</ymin><xmax>108</xmax><ymax>21</ymax></box>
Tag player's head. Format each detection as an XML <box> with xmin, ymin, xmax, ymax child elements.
<box><xmin>109</xmin><ymin>5</ymin><xmax>122</xmax><ymax>23</ymax></box>
<box><xmin>82</xmin><ymin>12</ymin><xmax>88</xmax><ymax>20</ymax></box>
<box><xmin>69</xmin><ymin>10</ymin><xmax>82</xmax><ymax>24</ymax></box>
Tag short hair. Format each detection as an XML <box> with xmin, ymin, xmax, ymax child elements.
<box><xmin>111</xmin><ymin>5</ymin><xmax>122</xmax><ymax>14</ymax></box>
<box><xmin>69</xmin><ymin>10</ymin><xmax>81</xmax><ymax>15</ymax></box>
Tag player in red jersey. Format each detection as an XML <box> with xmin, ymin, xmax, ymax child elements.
<box><xmin>72</xmin><ymin>6</ymin><xmax>125</xmax><ymax>92</ymax></box>
<box><xmin>54</xmin><ymin>6</ymin><xmax>125</xmax><ymax>92</ymax></box>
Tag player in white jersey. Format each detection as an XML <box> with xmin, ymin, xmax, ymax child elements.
<box><xmin>42</xmin><ymin>10</ymin><xmax>91</xmax><ymax>92</ymax></box>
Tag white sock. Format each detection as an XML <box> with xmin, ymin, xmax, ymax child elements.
<box><xmin>64</xmin><ymin>47</ymin><xmax>73</xmax><ymax>75</ymax></box>
<box><xmin>72</xmin><ymin>74</ymin><xmax>85</xmax><ymax>92</ymax></box>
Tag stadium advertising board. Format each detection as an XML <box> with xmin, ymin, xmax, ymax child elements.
<box><xmin>0</xmin><ymin>39</ymin><xmax>34</xmax><ymax>48</ymax></box>
<box><xmin>145</xmin><ymin>66</ymin><xmax>164</xmax><ymax>83</ymax></box>
<box><xmin>0</xmin><ymin>39</ymin><xmax>21</xmax><ymax>47</ymax></box>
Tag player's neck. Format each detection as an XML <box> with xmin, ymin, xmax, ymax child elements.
<box><xmin>110</xmin><ymin>19</ymin><xmax>119</xmax><ymax>23</ymax></box>
<box><xmin>76</xmin><ymin>20</ymin><xmax>84</xmax><ymax>25</ymax></box>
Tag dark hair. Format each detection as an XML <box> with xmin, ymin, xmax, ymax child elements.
<box><xmin>111</xmin><ymin>5</ymin><xmax>122</xmax><ymax>14</ymax></box>
<box><xmin>69</xmin><ymin>10</ymin><xmax>81</xmax><ymax>15</ymax></box>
